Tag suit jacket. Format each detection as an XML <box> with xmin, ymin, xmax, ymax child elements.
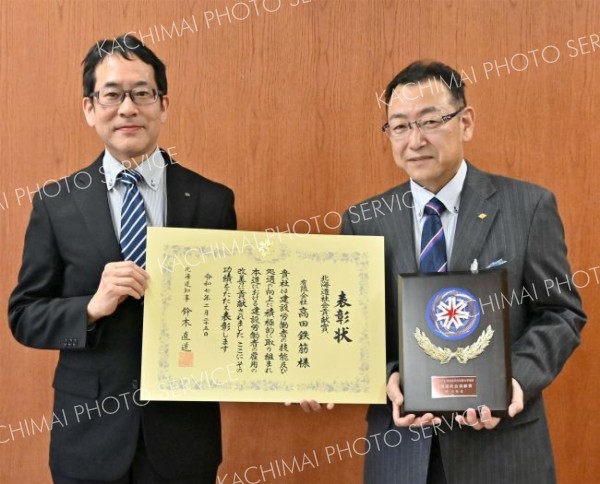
<box><xmin>341</xmin><ymin>163</ymin><xmax>585</xmax><ymax>484</ymax></box>
<box><xmin>8</xmin><ymin>150</ymin><xmax>236</xmax><ymax>480</ymax></box>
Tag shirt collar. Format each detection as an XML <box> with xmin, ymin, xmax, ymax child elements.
<box><xmin>410</xmin><ymin>159</ymin><xmax>468</xmax><ymax>219</ymax></box>
<box><xmin>102</xmin><ymin>148</ymin><xmax>165</xmax><ymax>192</ymax></box>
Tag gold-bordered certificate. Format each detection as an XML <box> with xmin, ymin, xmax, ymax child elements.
<box><xmin>140</xmin><ymin>228</ymin><xmax>386</xmax><ymax>404</ymax></box>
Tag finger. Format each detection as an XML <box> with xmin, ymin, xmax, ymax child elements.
<box><xmin>110</xmin><ymin>279</ymin><xmax>145</xmax><ymax>299</ymax></box>
<box><xmin>104</xmin><ymin>261</ymin><xmax>146</xmax><ymax>279</ymax></box>
<box><xmin>325</xmin><ymin>403</ymin><xmax>335</xmax><ymax>410</ymax></box>
<box><xmin>483</xmin><ymin>417</ymin><xmax>501</xmax><ymax>430</ymax></box>
<box><xmin>395</xmin><ymin>413</ymin><xmax>416</xmax><ymax>427</ymax></box>
<box><xmin>479</xmin><ymin>405</ymin><xmax>492</xmax><ymax>424</ymax></box>
<box><xmin>284</xmin><ymin>402</ymin><xmax>292</xmax><ymax>407</ymax></box>
<box><xmin>121</xmin><ymin>276</ymin><xmax>146</xmax><ymax>295</ymax></box>
<box><xmin>391</xmin><ymin>399</ymin><xmax>401</xmax><ymax>425</ymax></box>
<box><xmin>113</xmin><ymin>266</ymin><xmax>149</xmax><ymax>288</ymax></box>
<box><xmin>112</xmin><ymin>275</ymin><xmax>146</xmax><ymax>293</ymax></box>
<box><xmin>104</xmin><ymin>285</ymin><xmax>143</xmax><ymax>301</ymax></box>
<box><xmin>509</xmin><ymin>379</ymin><xmax>525</xmax><ymax>417</ymax></box>
<box><xmin>307</xmin><ymin>400</ymin><xmax>323</xmax><ymax>412</ymax></box>
<box><xmin>455</xmin><ymin>414</ymin><xmax>479</xmax><ymax>428</ymax></box>
<box><xmin>139</xmin><ymin>266</ymin><xmax>150</xmax><ymax>279</ymax></box>
<box><xmin>386</xmin><ymin>386</ymin><xmax>402</xmax><ymax>407</ymax></box>
<box><xmin>480</xmin><ymin>406</ymin><xmax>500</xmax><ymax>430</ymax></box>
<box><xmin>114</xmin><ymin>260</ymin><xmax>146</xmax><ymax>270</ymax></box>
<box><xmin>106</xmin><ymin>261</ymin><xmax>146</xmax><ymax>275</ymax></box>
<box><xmin>299</xmin><ymin>400</ymin><xmax>323</xmax><ymax>413</ymax></box>
<box><xmin>414</xmin><ymin>413</ymin><xmax>439</xmax><ymax>427</ymax></box>
<box><xmin>419</xmin><ymin>416</ymin><xmax>442</xmax><ymax>426</ymax></box>
<box><xmin>417</xmin><ymin>413</ymin><xmax>434</xmax><ymax>425</ymax></box>
<box><xmin>386</xmin><ymin>373</ymin><xmax>404</xmax><ymax>407</ymax></box>
<box><xmin>299</xmin><ymin>401</ymin><xmax>313</xmax><ymax>413</ymax></box>
<box><xmin>465</xmin><ymin>408</ymin><xmax>484</xmax><ymax>430</ymax></box>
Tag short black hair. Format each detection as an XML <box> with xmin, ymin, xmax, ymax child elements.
<box><xmin>82</xmin><ymin>34</ymin><xmax>167</xmax><ymax>97</ymax></box>
<box><xmin>384</xmin><ymin>60</ymin><xmax>466</xmax><ymax>107</ymax></box>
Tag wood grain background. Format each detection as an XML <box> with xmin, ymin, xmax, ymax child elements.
<box><xmin>0</xmin><ymin>0</ymin><xmax>598</xmax><ymax>482</ymax></box>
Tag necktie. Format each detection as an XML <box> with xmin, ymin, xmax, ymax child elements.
<box><xmin>118</xmin><ymin>169</ymin><xmax>147</xmax><ymax>268</ymax></box>
<box><xmin>419</xmin><ymin>197</ymin><xmax>447</xmax><ymax>273</ymax></box>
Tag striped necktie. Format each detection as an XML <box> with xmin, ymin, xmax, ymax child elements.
<box><xmin>419</xmin><ymin>197</ymin><xmax>447</xmax><ymax>273</ymax></box>
<box><xmin>118</xmin><ymin>169</ymin><xmax>147</xmax><ymax>268</ymax></box>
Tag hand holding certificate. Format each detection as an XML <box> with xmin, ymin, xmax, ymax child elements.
<box><xmin>141</xmin><ymin>228</ymin><xmax>387</xmax><ymax>404</ymax></box>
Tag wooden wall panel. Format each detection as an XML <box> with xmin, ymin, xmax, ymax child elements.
<box><xmin>0</xmin><ymin>0</ymin><xmax>597</xmax><ymax>482</ymax></box>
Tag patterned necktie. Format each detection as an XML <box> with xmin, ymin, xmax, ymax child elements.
<box><xmin>118</xmin><ymin>169</ymin><xmax>147</xmax><ymax>268</ymax></box>
<box><xmin>419</xmin><ymin>197</ymin><xmax>447</xmax><ymax>273</ymax></box>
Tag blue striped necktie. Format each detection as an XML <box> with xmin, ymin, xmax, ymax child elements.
<box><xmin>419</xmin><ymin>197</ymin><xmax>447</xmax><ymax>273</ymax></box>
<box><xmin>118</xmin><ymin>169</ymin><xmax>147</xmax><ymax>268</ymax></box>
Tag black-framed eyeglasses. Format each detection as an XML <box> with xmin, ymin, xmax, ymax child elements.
<box><xmin>90</xmin><ymin>87</ymin><xmax>163</xmax><ymax>107</ymax></box>
<box><xmin>382</xmin><ymin>107</ymin><xmax>465</xmax><ymax>139</ymax></box>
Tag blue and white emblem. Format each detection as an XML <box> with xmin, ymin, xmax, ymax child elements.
<box><xmin>426</xmin><ymin>287</ymin><xmax>480</xmax><ymax>341</ymax></box>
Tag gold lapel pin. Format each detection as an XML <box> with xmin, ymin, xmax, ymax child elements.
<box><xmin>478</xmin><ymin>213</ymin><xmax>487</xmax><ymax>220</ymax></box>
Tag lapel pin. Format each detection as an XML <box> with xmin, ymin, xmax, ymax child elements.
<box><xmin>478</xmin><ymin>213</ymin><xmax>487</xmax><ymax>220</ymax></box>
<box><xmin>184</xmin><ymin>192</ymin><xmax>191</xmax><ymax>197</ymax></box>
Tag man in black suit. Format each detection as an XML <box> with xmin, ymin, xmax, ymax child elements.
<box><xmin>8</xmin><ymin>35</ymin><xmax>235</xmax><ymax>483</ymax></box>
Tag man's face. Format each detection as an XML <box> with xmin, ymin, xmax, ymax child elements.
<box><xmin>386</xmin><ymin>79</ymin><xmax>474</xmax><ymax>193</ymax></box>
<box><xmin>82</xmin><ymin>55</ymin><xmax>168</xmax><ymax>163</ymax></box>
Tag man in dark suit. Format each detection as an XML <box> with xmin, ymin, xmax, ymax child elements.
<box><xmin>8</xmin><ymin>35</ymin><xmax>235</xmax><ymax>483</ymax></box>
<box><xmin>305</xmin><ymin>61</ymin><xmax>585</xmax><ymax>483</ymax></box>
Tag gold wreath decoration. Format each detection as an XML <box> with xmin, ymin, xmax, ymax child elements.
<box><xmin>414</xmin><ymin>325</ymin><xmax>494</xmax><ymax>364</ymax></box>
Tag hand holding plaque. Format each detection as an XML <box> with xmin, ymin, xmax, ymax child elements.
<box><xmin>387</xmin><ymin>371</ymin><xmax>441</xmax><ymax>428</ymax></box>
<box><xmin>454</xmin><ymin>378</ymin><xmax>524</xmax><ymax>430</ymax></box>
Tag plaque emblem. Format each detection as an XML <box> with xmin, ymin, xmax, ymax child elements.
<box><xmin>426</xmin><ymin>287</ymin><xmax>480</xmax><ymax>341</ymax></box>
<box><xmin>415</xmin><ymin>287</ymin><xmax>494</xmax><ymax>364</ymax></box>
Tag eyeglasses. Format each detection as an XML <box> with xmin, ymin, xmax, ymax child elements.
<box><xmin>382</xmin><ymin>107</ymin><xmax>464</xmax><ymax>139</ymax></box>
<box><xmin>90</xmin><ymin>87</ymin><xmax>163</xmax><ymax>107</ymax></box>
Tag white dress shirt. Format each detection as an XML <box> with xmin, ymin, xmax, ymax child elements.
<box><xmin>411</xmin><ymin>159</ymin><xmax>468</xmax><ymax>268</ymax></box>
<box><xmin>102</xmin><ymin>148</ymin><xmax>167</xmax><ymax>239</ymax></box>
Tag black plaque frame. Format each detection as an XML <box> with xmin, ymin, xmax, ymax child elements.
<box><xmin>398</xmin><ymin>270</ymin><xmax>512</xmax><ymax>418</ymax></box>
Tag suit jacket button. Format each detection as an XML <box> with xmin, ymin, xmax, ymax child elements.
<box><xmin>132</xmin><ymin>379</ymin><xmax>139</xmax><ymax>390</ymax></box>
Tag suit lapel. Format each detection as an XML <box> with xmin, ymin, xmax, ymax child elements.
<box><xmin>164</xmin><ymin>151</ymin><xmax>197</xmax><ymax>228</ymax></box>
<box><xmin>386</xmin><ymin>184</ymin><xmax>418</xmax><ymax>274</ymax></box>
<box><xmin>449</xmin><ymin>163</ymin><xmax>499</xmax><ymax>271</ymax></box>
<box><xmin>72</xmin><ymin>153</ymin><xmax>123</xmax><ymax>263</ymax></box>
<box><xmin>71</xmin><ymin>149</ymin><xmax>198</xmax><ymax>263</ymax></box>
